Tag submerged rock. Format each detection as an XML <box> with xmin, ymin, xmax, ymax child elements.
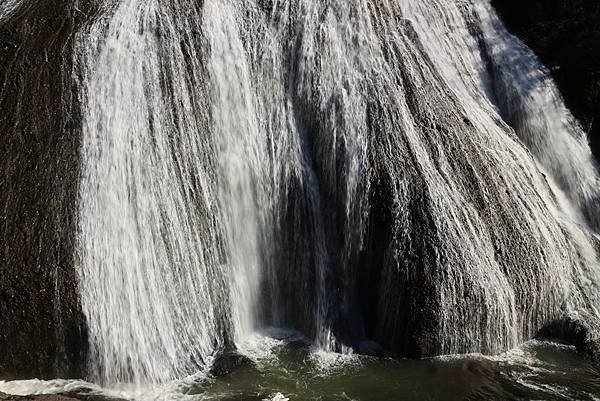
<box><xmin>209</xmin><ymin>350</ymin><xmax>256</xmax><ymax>378</ymax></box>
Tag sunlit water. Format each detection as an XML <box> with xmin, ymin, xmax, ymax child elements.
<box><xmin>2</xmin><ymin>330</ymin><xmax>599</xmax><ymax>401</ymax></box>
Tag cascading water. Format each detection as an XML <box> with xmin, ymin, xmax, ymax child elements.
<box><xmin>65</xmin><ymin>0</ymin><xmax>600</xmax><ymax>387</ymax></box>
<box><xmin>74</xmin><ymin>0</ymin><xmax>230</xmax><ymax>384</ymax></box>
<box><xmin>400</xmin><ymin>0</ymin><xmax>600</xmax><ymax>230</ymax></box>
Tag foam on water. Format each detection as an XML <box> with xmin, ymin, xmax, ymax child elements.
<box><xmin>236</xmin><ymin>328</ymin><xmax>308</xmax><ymax>364</ymax></box>
<box><xmin>0</xmin><ymin>379</ymin><xmax>91</xmax><ymax>396</ymax></box>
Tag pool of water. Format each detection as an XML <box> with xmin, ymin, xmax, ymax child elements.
<box><xmin>2</xmin><ymin>330</ymin><xmax>599</xmax><ymax>401</ymax></box>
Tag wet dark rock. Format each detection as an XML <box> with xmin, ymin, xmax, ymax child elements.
<box><xmin>537</xmin><ymin>312</ymin><xmax>600</xmax><ymax>365</ymax></box>
<box><xmin>0</xmin><ymin>0</ymin><xmax>89</xmax><ymax>380</ymax></box>
<box><xmin>0</xmin><ymin>28</ymin><xmax>20</xmax><ymax>51</ymax></box>
<box><xmin>0</xmin><ymin>392</ymin><xmax>125</xmax><ymax>401</ymax></box>
<box><xmin>60</xmin><ymin>391</ymin><xmax>126</xmax><ymax>401</ymax></box>
<box><xmin>0</xmin><ymin>288</ymin><xmax>16</xmax><ymax>305</ymax></box>
<box><xmin>209</xmin><ymin>350</ymin><xmax>256</xmax><ymax>378</ymax></box>
<box><xmin>0</xmin><ymin>394</ymin><xmax>80</xmax><ymax>401</ymax></box>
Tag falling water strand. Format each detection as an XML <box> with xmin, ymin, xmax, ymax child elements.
<box><xmin>202</xmin><ymin>0</ymin><xmax>266</xmax><ymax>341</ymax></box>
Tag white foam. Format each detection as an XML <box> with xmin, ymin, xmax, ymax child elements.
<box><xmin>265</xmin><ymin>393</ymin><xmax>290</xmax><ymax>401</ymax></box>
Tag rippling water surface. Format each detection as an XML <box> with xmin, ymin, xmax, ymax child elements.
<box><xmin>1</xmin><ymin>331</ymin><xmax>599</xmax><ymax>401</ymax></box>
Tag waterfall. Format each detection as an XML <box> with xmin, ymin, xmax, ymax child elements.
<box><xmin>75</xmin><ymin>0</ymin><xmax>228</xmax><ymax>384</ymax></box>
<box><xmin>69</xmin><ymin>0</ymin><xmax>600</xmax><ymax>386</ymax></box>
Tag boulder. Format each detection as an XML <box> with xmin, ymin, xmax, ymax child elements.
<box><xmin>209</xmin><ymin>350</ymin><xmax>256</xmax><ymax>378</ymax></box>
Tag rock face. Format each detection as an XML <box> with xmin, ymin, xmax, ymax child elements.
<box><xmin>0</xmin><ymin>1</ymin><xmax>87</xmax><ymax>379</ymax></box>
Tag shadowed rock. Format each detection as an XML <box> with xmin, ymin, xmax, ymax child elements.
<box><xmin>0</xmin><ymin>0</ymin><xmax>89</xmax><ymax>380</ymax></box>
<box><xmin>538</xmin><ymin>312</ymin><xmax>600</xmax><ymax>364</ymax></box>
<box><xmin>0</xmin><ymin>392</ymin><xmax>125</xmax><ymax>401</ymax></box>
<box><xmin>209</xmin><ymin>349</ymin><xmax>256</xmax><ymax>378</ymax></box>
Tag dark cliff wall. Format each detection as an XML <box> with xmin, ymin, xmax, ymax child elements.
<box><xmin>492</xmin><ymin>0</ymin><xmax>600</xmax><ymax>161</ymax></box>
<box><xmin>0</xmin><ymin>1</ymin><xmax>87</xmax><ymax>379</ymax></box>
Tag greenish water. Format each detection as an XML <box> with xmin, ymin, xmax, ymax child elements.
<box><xmin>1</xmin><ymin>331</ymin><xmax>599</xmax><ymax>401</ymax></box>
<box><xmin>184</xmin><ymin>332</ymin><xmax>600</xmax><ymax>401</ymax></box>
